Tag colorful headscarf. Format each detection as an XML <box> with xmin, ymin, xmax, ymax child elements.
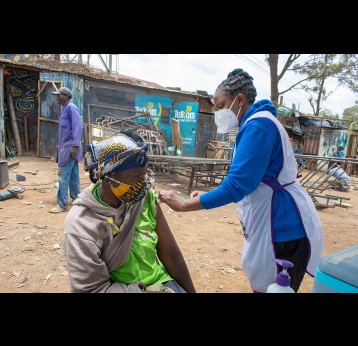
<box><xmin>84</xmin><ymin>131</ymin><xmax>149</xmax><ymax>183</ymax></box>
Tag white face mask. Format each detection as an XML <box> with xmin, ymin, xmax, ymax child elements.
<box><xmin>214</xmin><ymin>95</ymin><xmax>241</xmax><ymax>133</ymax></box>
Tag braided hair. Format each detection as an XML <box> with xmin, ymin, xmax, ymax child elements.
<box><xmin>216</xmin><ymin>68</ymin><xmax>257</xmax><ymax>104</ymax></box>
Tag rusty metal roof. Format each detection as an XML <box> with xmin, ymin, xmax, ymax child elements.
<box><xmin>0</xmin><ymin>57</ymin><xmax>209</xmax><ymax>98</ymax></box>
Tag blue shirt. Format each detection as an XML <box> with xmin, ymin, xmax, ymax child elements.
<box><xmin>200</xmin><ymin>99</ymin><xmax>306</xmax><ymax>242</ymax></box>
<box><xmin>328</xmin><ymin>167</ymin><xmax>349</xmax><ymax>180</ymax></box>
<box><xmin>57</xmin><ymin>101</ymin><xmax>83</xmax><ymax>166</ymax></box>
<box><xmin>332</xmin><ymin>150</ymin><xmax>344</xmax><ymax>158</ymax></box>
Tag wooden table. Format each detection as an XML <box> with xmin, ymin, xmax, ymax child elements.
<box><xmin>148</xmin><ymin>155</ymin><xmax>231</xmax><ymax>194</ymax></box>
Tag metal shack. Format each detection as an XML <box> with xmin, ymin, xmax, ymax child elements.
<box><xmin>0</xmin><ymin>56</ymin><xmax>216</xmax><ymax>160</ymax></box>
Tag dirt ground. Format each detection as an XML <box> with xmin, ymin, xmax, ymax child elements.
<box><xmin>0</xmin><ymin>156</ymin><xmax>357</xmax><ymax>293</ymax></box>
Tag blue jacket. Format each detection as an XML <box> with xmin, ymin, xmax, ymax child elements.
<box><xmin>57</xmin><ymin>101</ymin><xmax>83</xmax><ymax>166</ymax></box>
<box><xmin>200</xmin><ymin>99</ymin><xmax>306</xmax><ymax>242</ymax></box>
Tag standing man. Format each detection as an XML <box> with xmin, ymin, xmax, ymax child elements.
<box><xmin>50</xmin><ymin>87</ymin><xmax>83</xmax><ymax>213</ymax></box>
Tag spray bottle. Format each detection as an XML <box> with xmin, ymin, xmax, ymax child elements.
<box><xmin>267</xmin><ymin>259</ymin><xmax>295</xmax><ymax>293</ymax></box>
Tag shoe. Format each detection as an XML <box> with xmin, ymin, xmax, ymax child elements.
<box><xmin>69</xmin><ymin>198</ymin><xmax>75</xmax><ymax>205</ymax></box>
<box><xmin>49</xmin><ymin>204</ymin><xmax>68</xmax><ymax>213</ymax></box>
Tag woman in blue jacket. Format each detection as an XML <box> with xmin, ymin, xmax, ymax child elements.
<box><xmin>159</xmin><ymin>68</ymin><xmax>323</xmax><ymax>293</ymax></box>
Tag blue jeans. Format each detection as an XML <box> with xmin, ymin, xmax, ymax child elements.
<box><xmin>163</xmin><ymin>280</ymin><xmax>187</xmax><ymax>293</ymax></box>
<box><xmin>57</xmin><ymin>158</ymin><xmax>80</xmax><ymax>208</ymax></box>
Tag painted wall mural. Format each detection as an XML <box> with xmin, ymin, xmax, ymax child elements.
<box><xmin>319</xmin><ymin>128</ymin><xmax>349</xmax><ymax>157</ymax></box>
<box><xmin>173</xmin><ymin>101</ymin><xmax>198</xmax><ymax>157</ymax></box>
<box><xmin>5</xmin><ymin>67</ymin><xmax>38</xmax><ymax>151</ymax></box>
<box><xmin>7</xmin><ymin>68</ymin><xmax>37</xmax><ymax>115</ymax></box>
<box><xmin>135</xmin><ymin>94</ymin><xmax>172</xmax><ymax>140</ymax></box>
<box><xmin>135</xmin><ymin>95</ymin><xmax>199</xmax><ymax>157</ymax></box>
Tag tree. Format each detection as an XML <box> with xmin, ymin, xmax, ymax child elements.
<box><xmin>319</xmin><ymin>108</ymin><xmax>337</xmax><ymax>118</ymax></box>
<box><xmin>265</xmin><ymin>54</ymin><xmax>309</xmax><ymax>104</ymax></box>
<box><xmin>298</xmin><ymin>54</ymin><xmax>336</xmax><ymax>116</ymax></box>
<box><xmin>336</xmin><ymin>55</ymin><xmax>358</xmax><ymax>93</ymax></box>
<box><xmin>266</xmin><ymin>54</ymin><xmax>358</xmax><ymax>117</ymax></box>
<box><xmin>342</xmin><ymin>105</ymin><xmax>358</xmax><ymax>130</ymax></box>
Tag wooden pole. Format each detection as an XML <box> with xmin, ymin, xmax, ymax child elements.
<box><xmin>38</xmin><ymin>117</ymin><xmax>59</xmax><ymax>124</ymax></box>
<box><xmin>0</xmin><ymin>67</ymin><xmax>5</xmax><ymax>159</ymax></box>
<box><xmin>37</xmin><ymin>80</ymin><xmax>41</xmax><ymax>155</ymax></box>
<box><xmin>6</xmin><ymin>80</ymin><xmax>23</xmax><ymax>156</ymax></box>
<box><xmin>87</xmin><ymin>103</ymin><xmax>91</xmax><ymax>144</ymax></box>
<box><xmin>24</xmin><ymin>115</ymin><xmax>29</xmax><ymax>152</ymax></box>
<box><xmin>36</xmin><ymin>81</ymin><xmax>48</xmax><ymax>98</ymax></box>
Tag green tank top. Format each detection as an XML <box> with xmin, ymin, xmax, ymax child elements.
<box><xmin>107</xmin><ymin>188</ymin><xmax>172</xmax><ymax>286</ymax></box>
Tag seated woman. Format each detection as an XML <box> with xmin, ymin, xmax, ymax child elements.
<box><xmin>64</xmin><ymin>130</ymin><xmax>196</xmax><ymax>293</ymax></box>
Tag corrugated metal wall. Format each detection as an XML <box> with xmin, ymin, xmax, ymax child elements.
<box><xmin>37</xmin><ymin>81</ymin><xmax>61</xmax><ymax>156</ymax></box>
<box><xmin>347</xmin><ymin>131</ymin><xmax>358</xmax><ymax>157</ymax></box>
<box><xmin>198</xmin><ymin>98</ymin><xmax>213</xmax><ymax>113</ymax></box>
<box><xmin>40</xmin><ymin>71</ymin><xmax>84</xmax><ymax>117</ymax></box>
<box><xmin>0</xmin><ymin>66</ymin><xmax>5</xmax><ymax>158</ymax></box>
<box><xmin>302</xmin><ymin>126</ymin><xmax>320</xmax><ymax>155</ymax></box>
<box><xmin>195</xmin><ymin>112</ymin><xmax>216</xmax><ymax>157</ymax></box>
<box><xmin>39</xmin><ymin>72</ymin><xmax>84</xmax><ymax>156</ymax></box>
<box><xmin>347</xmin><ymin>131</ymin><xmax>358</xmax><ymax>175</ymax></box>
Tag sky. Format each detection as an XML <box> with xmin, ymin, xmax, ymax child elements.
<box><xmin>89</xmin><ymin>54</ymin><xmax>357</xmax><ymax>116</ymax></box>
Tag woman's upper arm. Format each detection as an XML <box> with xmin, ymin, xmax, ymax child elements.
<box><xmin>154</xmin><ymin>202</ymin><xmax>178</xmax><ymax>255</ymax></box>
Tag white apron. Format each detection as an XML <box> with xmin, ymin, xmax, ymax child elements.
<box><xmin>237</xmin><ymin>111</ymin><xmax>323</xmax><ymax>292</ymax></box>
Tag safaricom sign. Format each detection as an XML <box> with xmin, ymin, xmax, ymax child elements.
<box><xmin>174</xmin><ymin>110</ymin><xmax>196</xmax><ymax>121</ymax></box>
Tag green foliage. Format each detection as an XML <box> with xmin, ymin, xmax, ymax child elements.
<box><xmin>337</xmin><ymin>55</ymin><xmax>358</xmax><ymax>93</ymax></box>
<box><xmin>294</xmin><ymin>54</ymin><xmax>358</xmax><ymax>116</ymax></box>
<box><xmin>342</xmin><ymin>105</ymin><xmax>358</xmax><ymax>130</ymax></box>
<box><xmin>267</xmin><ymin>54</ymin><xmax>358</xmax><ymax>117</ymax></box>
<box><xmin>319</xmin><ymin>108</ymin><xmax>336</xmax><ymax>118</ymax></box>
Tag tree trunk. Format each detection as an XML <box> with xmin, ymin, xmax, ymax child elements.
<box><xmin>268</xmin><ymin>54</ymin><xmax>279</xmax><ymax>104</ymax></box>
<box><xmin>54</xmin><ymin>54</ymin><xmax>61</xmax><ymax>61</ymax></box>
<box><xmin>315</xmin><ymin>54</ymin><xmax>329</xmax><ymax>116</ymax></box>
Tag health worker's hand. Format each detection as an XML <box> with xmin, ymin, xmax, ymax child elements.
<box><xmin>158</xmin><ymin>190</ymin><xmax>184</xmax><ymax>212</ymax></box>
<box><xmin>190</xmin><ymin>190</ymin><xmax>205</xmax><ymax>199</ymax></box>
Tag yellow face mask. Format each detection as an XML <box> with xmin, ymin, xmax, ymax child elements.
<box><xmin>107</xmin><ymin>176</ymin><xmax>147</xmax><ymax>203</ymax></box>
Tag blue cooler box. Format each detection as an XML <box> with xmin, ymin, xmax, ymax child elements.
<box><xmin>312</xmin><ymin>245</ymin><xmax>358</xmax><ymax>293</ymax></box>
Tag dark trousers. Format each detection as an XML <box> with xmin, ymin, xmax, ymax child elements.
<box><xmin>273</xmin><ymin>237</ymin><xmax>310</xmax><ymax>292</ymax></box>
